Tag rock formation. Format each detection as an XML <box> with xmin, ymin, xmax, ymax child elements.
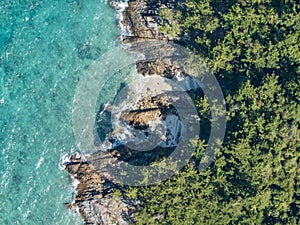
<box><xmin>64</xmin><ymin>154</ymin><xmax>137</xmax><ymax>225</ymax></box>
<box><xmin>64</xmin><ymin>1</ymin><xmax>192</xmax><ymax>224</ymax></box>
<box><xmin>119</xmin><ymin>0</ymin><xmax>183</xmax><ymax>42</ymax></box>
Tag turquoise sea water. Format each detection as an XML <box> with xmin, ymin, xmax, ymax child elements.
<box><xmin>0</xmin><ymin>0</ymin><xmax>122</xmax><ymax>224</ymax></box>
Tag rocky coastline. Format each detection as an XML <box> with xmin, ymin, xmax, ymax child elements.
<box><xmin>64</xmin><ymin>154</ymin><xmax>137</xmax><ymax>224</ymax></box>
<box><xmin>64</xmin><ymin>1</ymin><xmax>187</xmax><ymax>224</ymax></box>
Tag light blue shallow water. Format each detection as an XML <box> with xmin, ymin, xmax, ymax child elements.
<box><xmin>0</xmin><ymin>0</ymin><xmax>123</xmax><ymax>224</ymax></box>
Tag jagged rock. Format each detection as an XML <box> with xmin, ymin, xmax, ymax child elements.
<box><xmin>64</xmin><ymin>1</ymin><xmax>193</xmax><ymax>224</ymax></box>
<box><xmin>121</xmin><ymin>0</ymin><xmax>183</xmax><ymax>41</ymax></box>
<box><xmin>120</xmin><ymin>108</ymin><xmax>162</xmax><ymax>129</ymax></box>
<box><xmin>119</xmin><ymin>95</ymin><xmax>177</xmax><ymax>130</ymax></box>
<box><xmin>64</xmin><ymin>155</ymin><xmax>138</xmax><ymax>225</ymax></box>
<box><xmin>136</xmin><ymin>60</ymin><xmax>183</xmax><ymax>78</ymax></box>
<box><xmin>122</xmin><ymin>0</ymin><xmax>165</xmax><ymax>40</ymax></box>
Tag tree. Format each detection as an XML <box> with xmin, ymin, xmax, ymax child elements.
<box><xmin>127</xmin><ymin>1</ymin><xmax>300</xmax><ymax>224</ymax></box>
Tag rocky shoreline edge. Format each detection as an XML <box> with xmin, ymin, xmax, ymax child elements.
<box><xmin>64</xmin><ymin>1</ymin><xmax>187</xmax><ymax>224</ymax></box>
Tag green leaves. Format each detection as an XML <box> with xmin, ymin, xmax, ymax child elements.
<box><xmin>159</xmin><ymin>8</ymin><xmax>182</xmax><ymax>39</ymax></box>
<box><xmin>126</xmin><ymin>1</ymin><xmax>299</xmax><ymax>224</ymax></box>
<box><xmin>223</xmin><ymin>74</ymin><xmax>299</xmax><ymax>224</ymax></box>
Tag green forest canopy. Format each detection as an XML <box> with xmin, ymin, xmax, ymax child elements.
<box><xmin>125</xmin><ymin>1</ymin><xmax>299</xmax><ymax>224</ymax></box>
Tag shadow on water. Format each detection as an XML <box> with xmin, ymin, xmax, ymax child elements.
<box><xmin>95</xmin><ymin>82</ymin><xmax>128</xmax><ymax>143</ymax></box>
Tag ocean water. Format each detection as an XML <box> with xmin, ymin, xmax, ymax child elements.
<box><xmin>0</xmin><ymin>0</ymin><xmax>123</xmax><ymax>224</ymax></box>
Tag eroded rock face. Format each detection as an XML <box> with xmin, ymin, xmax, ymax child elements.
<box><xmin>120</xmin><ymin>95</ymin><xmax>177</xmax><ymax>128</ymax></box>
<box><xmin>64</xmin><ymin>154</ymin><xmax>137</xmax><ymax>225</ymax></box>
<box><xmin>136</xmin><ymin>60</ymin><xmax>184</xmax><ymax>78</ymax></box>
<box><xmin>64</xmin><ymin>0</ymin><xmax>190</xmax><ymax>224</ymax></box>
<box><xmin>120</xmin><ymin>108</ymin><xmax>162</xmax><ymax>129</ymax></box>
<box><xmin>120</xmin><ymin>0</ymin><xmax>184</xmax><ymax>42</ymax></box>
<box><xmin>122</xmin><ymin>0</ymin><xmax>165</xmax><ymax>40</ymax></box>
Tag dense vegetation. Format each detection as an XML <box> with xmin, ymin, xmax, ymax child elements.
<box><xmin>126</xmin><ymin>1</ymin><xmax>299</xmax><ymax>224</ymax></box>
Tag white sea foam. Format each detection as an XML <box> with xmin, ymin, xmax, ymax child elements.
<box><xmin>59</xmin><ymin>152</ymin><xmax>91</xmax><ymax>170</ymax></box>
<box><xmin>71</xmin><ymin>177</ymin><xmax>80</xmax><ymax>189</ymax></box>
<box><xmin>110</xmin><ymin>0</ymin><xmax>132</xmax><ymax>36</ymax></box>
<box><xmin>22</xmin><ymin>209</ymin><xmax>31</xmax><ymax>220</ymax></box>
<box><xmin>174</xmin><ymin>74</ymin><xmax>204</xmax><ymax>91</ymax></box>
<box><xmin>35</xmin><ymin>156</ymin><xmax>44</xmax><ymax>169</ymax></box>
<box><xmin>59</xmin><ymin>154</ymin><xmax>71</xmax><ymax>170</ymax></box>
<box><xmin>62</xmin><ymin>156</ymin><xmax>80</xmax><ymax>203</ymax></box>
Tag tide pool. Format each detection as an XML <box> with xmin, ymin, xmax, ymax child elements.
<box><xmin>0</xmin><ymin>0</ymin><xmax>123</xmax><ymax>224</ymax></box>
